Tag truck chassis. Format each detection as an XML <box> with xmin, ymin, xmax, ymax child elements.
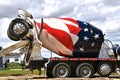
<box><xmin>46</xmin><ymin>58</ymin><xmax>119</xmax><ymax>78</ymax></box>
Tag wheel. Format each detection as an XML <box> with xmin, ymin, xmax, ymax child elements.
<box><xmin>76</xmin><ymin>63</ymin><xmax>94</xmax><ymax>78</ymax></box>
<box><xmin>7</xmin><ymin>18</ymin><xmax>29</xmax><ymax>41</ymax></box>
<box><xmin>97</xmin><ymin>62</ymin><xmax>112</xmax><ymax>77</ymax></box>
<box><xmin>52</xmin><ymin>63</ymin><xmax>71</xmax><ymax>78</ymax></box>
<box><xmin>7</xmin><ymin>29</ymin><xmax>20</xmax><ymax>41</ymax></box>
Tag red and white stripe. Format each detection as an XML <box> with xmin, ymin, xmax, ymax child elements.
<box><xmin>35</xmin><ymin>18</ymin><xmax>81</xmax><ymax>56</ymax></box>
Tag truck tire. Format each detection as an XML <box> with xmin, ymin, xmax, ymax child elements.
<box><xmin>76</xmin><ymin>63</ymin><xmax>94</xmax><ymax>78</ymax></box>
<box><xmin>7</xmin><ymin>18</ymin><xmax>29</xmax><ymax>41</ymax></box>
<box><xmin>97</xmin><ymin>62</ymin><xmax>112</xmax><ymax>77</ymax></box>
<box><xmin>7</xmin><ymin>29</ymin><xmax>20</xmax><ymax>41</ymax></box>
<box><xmin>52</xmin><ymin>62</ymin><xmax>71</xmax><ymax>78</ymax></box>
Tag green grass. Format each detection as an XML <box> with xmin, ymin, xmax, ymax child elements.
<box><xmin>0</xmin><ymin>62</ymin><xmax>45</xmax><ymax>76</ymax></box>
<box><xmin>0</xmin><ymin>69</ymin><xmax>45</xmax><ymax>76</ymax></box>
<box><xmin>7</xmin><ymin>62</ymin><xmax>23</xmax><ymax>69</ymax></box>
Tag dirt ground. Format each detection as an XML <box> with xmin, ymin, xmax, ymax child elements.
<box><xmin>0</xmin><ymin>74</ymin><xmax>120</xmax><ymax>80</ymax></box>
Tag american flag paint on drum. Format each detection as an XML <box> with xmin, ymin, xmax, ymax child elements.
<box><xmin>36</xmin><ymin>18</ymin><xmax>104</xmax><ymax>58</ymax></box>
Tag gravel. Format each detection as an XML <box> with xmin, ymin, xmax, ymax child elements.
<box><xmin>0</xmin><ymin>74</ymin><xmax>120</xmax><ymax>80</ymax></box>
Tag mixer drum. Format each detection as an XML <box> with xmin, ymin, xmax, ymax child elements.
<box><xmin>113</xmin><ymin>46</ymin><xmax>120</xmax><ymax>57</ymax></box>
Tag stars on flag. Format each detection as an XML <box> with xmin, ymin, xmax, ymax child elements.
<box><xmin>76</xmin><ymin>21</ymin><xmax>104</xmax><ymax>55</ymax></box>
<box><xmin>90</xmin><ymin>29</ymin><xmax>93</xmax><ymax>34</ymax></box>
<box><xmin>91</xmin><ymin>42</ymin><xmax>95</xmax><ymax>47</ymax></box>
<box><xmin>94</xmin><ymin>34</ymin><xmax>99</xmax><ymax>39</ymax></box>
<box><xmin>79</xmin><ymin>47</ymin><xmax>84</xmax><ymax>52</ymax></box>
<box><xmin>83</xmin><ymin>22</ymin><xmax>88</xmax><ymax>25</ymax></box>
<box><xmin>84</xmin><ymin>36</ymin><xmax>89</xmax><ymax>41</ymax></box>
<box><xmin>84</xmin><ymin>28</ymin><xmax>88</xmax><ymax>32</ymax></box>
<box><xmin>79</xmin><ymin>27</ymin><xmax>101</xmax><ymax>52</ymax></box>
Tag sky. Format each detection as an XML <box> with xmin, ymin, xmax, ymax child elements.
<box><xmin>0</xmin><ymin>0</ymin><xmax>120</xmax><ymax>57</ymax></box>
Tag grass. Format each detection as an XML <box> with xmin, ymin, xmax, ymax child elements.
<box><xmin>0</xmin><ymin>62</ymin><xmax>45</xmax><ymax>76</ymax></box>
<box><xmin>0</xmin><ymin>69</ymin><xmax>45</xmax><ymax>76</ymax></box>
<box><xmin>7</xmin><ymin>62</ymin><xmax>23</xmax><ymax>69</ymax></box>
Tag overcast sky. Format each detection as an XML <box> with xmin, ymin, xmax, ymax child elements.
<box><xmin>0</xmin><ymin>0</ymin><xmax>120</xmax><ymax>49</ymax></box>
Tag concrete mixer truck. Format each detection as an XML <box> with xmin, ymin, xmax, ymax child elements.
<box><xmin>5</xmin><ymin>9</ymin><xmax>120</xmax><ymax>78</ymax></box>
